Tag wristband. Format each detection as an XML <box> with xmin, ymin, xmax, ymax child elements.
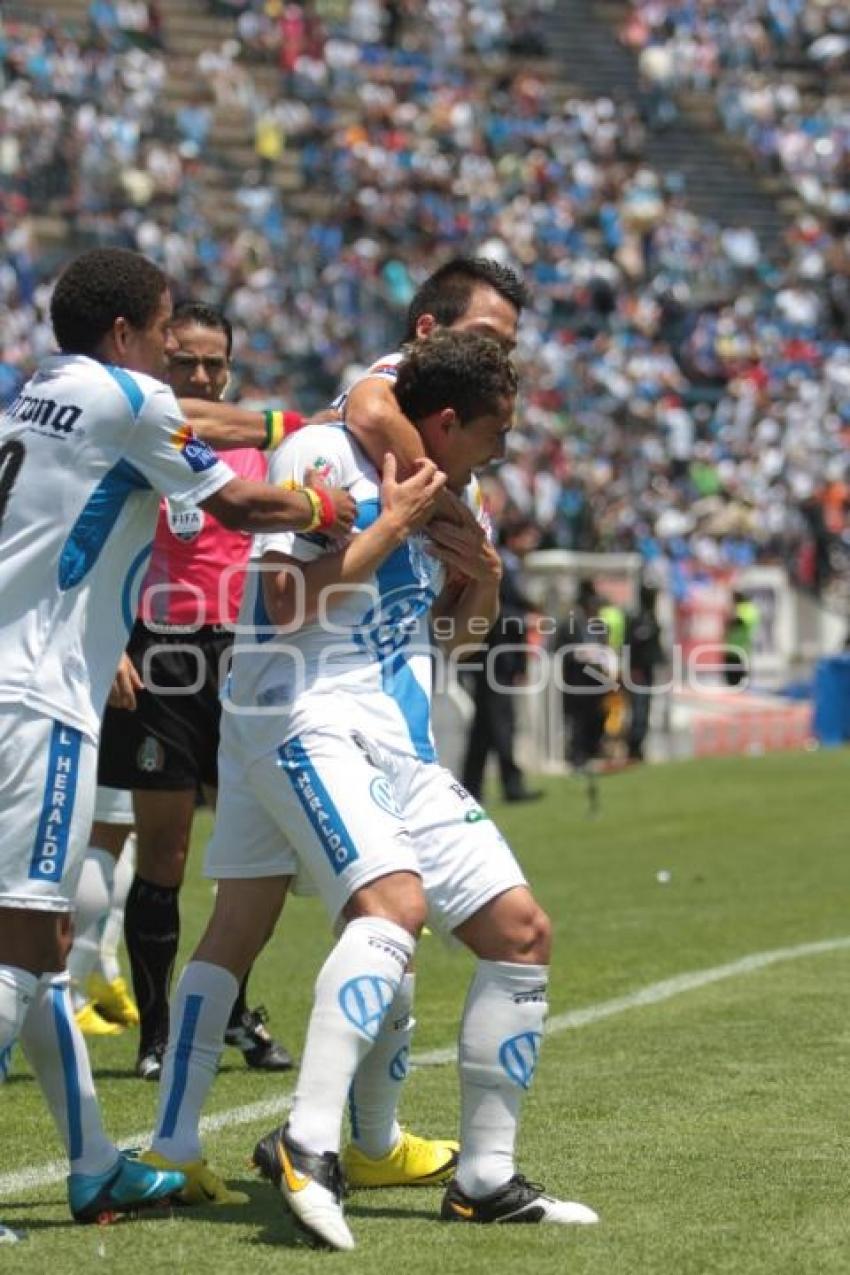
<box><xmin>283</xmin><ymin>410</ymin><xmax>306</xmax><ymax>436</ymax></box>
<box><xmin>301</xmin><ymin>485</ymin><xmax>323</xmax><ymax>532</ymax></box>
<box><xmin>263</xmin><ymin>409</ymin><xmax>285</xmax><ymax>450</ymax></box>
<box><xmin>314</xmin><ymin>484</ymin><xmax>336</xmax><ymax>531</ymax></box>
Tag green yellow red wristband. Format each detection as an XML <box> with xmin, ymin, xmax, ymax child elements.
<box><xmin>263</xmin><ymin>410</ymin><xmax>284</xmax><ymax>450</ymax></box>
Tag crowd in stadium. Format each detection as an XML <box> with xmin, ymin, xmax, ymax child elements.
<box><xmin>1</xmin><ymin>0</ymin><xmax>848</xmax><ymax>594</ymax></box>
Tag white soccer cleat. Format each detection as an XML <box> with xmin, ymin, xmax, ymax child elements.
<box><xmin>252</xmin><ymin>1122</ymin><xmax>354</xmax><ymax>1250</ymax></box>
<box><xmin>441</xmin><ymin>1173</ymin><xmax>599</xmax><ymax>1226</ymax></box>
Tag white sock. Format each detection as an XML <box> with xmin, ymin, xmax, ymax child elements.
<box><xmin>348</xmin><ymin>972</ymin><xmax>414</xmax><ymax>1158</ymax></box>
<box><xmin>288</xmin><ymin>916</ymin><xmax>415</xmax><ymax>1156</ymax></box>
<box><xmin>67</xmin><ymin>847</ymin><xmax>116</xmax><ymax>1009</ymax></box>
<box><xmin>98</xmin><ymin>834</ymin><xmax>136</xmax><ymax>984</ymax></box>
<box><xmin>18</xmin><ymin>971</ymin><xmax>116</xmax><ymax>1176</ymax></box>
<box><xmin>456</xmin><ymin>960</ymin><xmax>548</xmax><ymax>1198</ymax></box>
<box><xmin>151</xmin><ymin>960</ymin><xmax>239</xmax><ymax>1163</ymax></box>
<box><xmin>0</xmin><ymin>965</ymin><xmax>38</xmax><ymax>1049</ymax></box>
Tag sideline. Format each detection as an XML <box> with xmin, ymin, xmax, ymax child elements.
<box><xmin>3</xmin><ymin>935</ymin><xmax>850</xmax><ymax>1198</ymax></box>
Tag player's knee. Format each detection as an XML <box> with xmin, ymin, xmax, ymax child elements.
<box><xmin>507</xmin><ymin>899</ymin><xmax>551</xmax><ymax>964</ymax></box>
<box><xmin>345</xmin><ymin>873</ymin><xmax>427</xmax><ymax>939</ymax></box>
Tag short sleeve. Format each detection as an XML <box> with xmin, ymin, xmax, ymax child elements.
<box><xmin>123</xmin><ymin>384</ymin><xmax>234</xmax><ymax>505</ymax></box>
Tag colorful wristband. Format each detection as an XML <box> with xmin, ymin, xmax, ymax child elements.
<box><xmin>301</xmin><ymin>485</ymin><xmax>323</xmax><ymax>532</ymax></box>
<box><xmin>263</xmin><ymin>409</ymin><xmax>285</xmax><ymax>450</ymax></box>
<box><xmin>314</xmin><ymin>485</ymin><xmax>336</xmax><ymax>531</ymax></box>
<box><xmin>283</xmin><ymin>410</ymin><xmax>306</xmax><ymax>436</ymax></box>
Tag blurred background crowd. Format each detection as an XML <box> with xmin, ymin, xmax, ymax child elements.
<box><xmin>1</xmin><ymin>0</ymin><xmax>848</xmax><ymax>603</ymax></box>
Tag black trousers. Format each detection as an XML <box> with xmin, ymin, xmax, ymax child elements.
<box><xmin>462</xmin><ymin>674</ymin><xmax>524</xmax><ymax>801</ymax></box>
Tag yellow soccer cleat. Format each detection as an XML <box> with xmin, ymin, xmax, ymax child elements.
<box><xmin>137</xmin><ymin>1151</ymin><xmax>250</xmax><ymax>1207</ymax></box>
<box><xmin>342</xmin><ymin>1130</ymin><xmax>459</xmax><ymax>1189</ymax></box>
<box><xmin>88</xmin><ymin>974</ymin><xmax>139</xmax><ymax>1027</ymax></box>
<box><xmin>74</xmin><ymin>1001</ymin><xmax>122</xmax><ymax>1036</ymax></box>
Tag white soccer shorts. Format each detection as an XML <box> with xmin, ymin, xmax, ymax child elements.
<box><xmin>0</xmin><ymin>708</ymin><xmax>98</xmax><ymax>912</ymax></box>
<box><xmin>205</xmin><ymin>720</ymin><xmax>526</xmax><ymax>932</ymax></box>
<box><xmin>93</xmin><ymin>785</ymin><xmax>134</xmax><ymax>827</ymax></box>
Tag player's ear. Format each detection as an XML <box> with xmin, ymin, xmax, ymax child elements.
<box><xmin>440</xmin><ymin>406</ymin><xmax>459</xmax><ymax>434</ymax></box>
<box><xmin>111</xmin><ymin>315</ymin><xmax>131</xmax><ymax>355</ymax></box>
<box><xmin>415</xmin><ymin>313</ymin><xmax>437</xmax><ymax>339</ymax></box>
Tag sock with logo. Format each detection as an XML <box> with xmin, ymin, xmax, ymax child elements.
<box><xmin>288</xmin><ymin>916</ymin><xmax>415</xmax><ymax>1157</ymax></box>
<box><xmin>19</xmin><ymin>971</ymin><xmax>116</xmax><ymax>1175</ymax></box>
<box><xmin>456</xmin><ymin>960</ymin><xmax>549</xmax><ymax>1198</ymax></box>
<box><xmin>67</xmin><ymin>847</ymin><xmax>116</xmax><ymax>1010</ymax></box>
<box><xmin>151</xmin><ymin>960</ymin><xmax>238</xmax><ymax>1163</ymax></box>
<box><xmin>124</xmin><ymin>874</ymin><xmax>180</xmax><ymax>1052</ymax></box>
<box><xmin>347</xmin><ymin>971</ymin><xmax>415</xmax><ymax>1158</ymax></box>
<box><xmin>97</xmin><ymin>833</ymin><xmax>136</xmax><ymax>984</ymax></box>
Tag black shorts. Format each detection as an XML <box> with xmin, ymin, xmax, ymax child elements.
<box><xmin>98</xmin><ymin>622</ymin><xmax>232</xmax><ymax>792</ymax></box>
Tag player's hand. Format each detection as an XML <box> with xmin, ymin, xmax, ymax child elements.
<box><xmin>108</xmin><ymin>653</ymin><xmax>143</xmax><ymax>711</ymax></box>
<box><xmin>427</xmin><ymin>521</ymin><xmax>502</xmax><ymax>583</ymax></box>
<box><xmin>304</xmin><ymin>467</ymin><xmax>357</xmax><ymax>536</ymax></box>
<box><xmin>380</xmin><ymin>453</ymin><xmax>446</xmax><ymax>534</ymax></box>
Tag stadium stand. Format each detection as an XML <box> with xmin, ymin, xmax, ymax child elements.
<box><xmin>1</xmin><ymin>0</ymin><xmax>847</xmax><ymax>619</ymax></box>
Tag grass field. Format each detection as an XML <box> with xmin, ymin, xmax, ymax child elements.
<box><xmin>1</xmin><ymin>749</ymin><xmax>848</xmax><ymax>1274</ymax></box>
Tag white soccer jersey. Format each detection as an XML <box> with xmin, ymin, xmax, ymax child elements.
<box><xmin>0</xmin><ymin>354</ymin><xmax>234</xmax><ymax>742</ymax></box>
<box><xmin>226</xmin><ymin>422</ymin><xmax>487</xmax><ymax>763</ymax></box>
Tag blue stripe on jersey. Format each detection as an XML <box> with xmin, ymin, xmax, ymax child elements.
<box><xmin>58</xmin><ymin>458</ymin><xmax>152</xmax><ymax>590</ymax></box>
<box><xmin>158</xmin><ymin>994</ymin><xmax>204</xmax><ymax>1139</ymax></box>
<box><xmin>121</xmin><ymin>539</ymin><xmax>153</xmax><ymax>632</ymax></box>
<box><xmin>29</xmin><ymin>721</ymin><xmax>82</xmax><ymax>882</ymax></box>
<box><xmin>104</xmin><ymin>364</ymin><xmax>145</xmax><ymax>418</ymax></box>
<box><xmin>277</xmin><ymin>737</ymin><xmax>360</xmax><ymax>875</ymax></box>
<box><xmin>50</xmin><ymin>983</ymin><xmax>83</xmax><ymax>1159</ymax></box>
<box><xmin>253</xmin><ymin>573</ymin><xmax>276</xmax><ymax>644</ymax></box>
<box><xmin>381</xmin><ymin>651</ymin><xmax>436</xmax><ymax>762</ymax></box>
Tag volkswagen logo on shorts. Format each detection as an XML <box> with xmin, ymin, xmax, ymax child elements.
<box><xmin>370</xmin><ymin>775</ymin><xmax>401</xmax><ymax>819</ymax></box>
<box><xmin>498</xmin><ymin>1031</ymin><xmax>542</xmax><ymax>1090</ymax></box>
<box><xmin>338</xmin><ymin>975</ymin><xmax>396</xmax><ymax>1040</ymax></box>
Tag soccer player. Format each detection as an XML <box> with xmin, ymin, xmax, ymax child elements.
<box><xmin>87</xmin><ymin>302</ymin><xmax>292</xmax><ymax>1079</ymax></box>
<box><xmin>140</xmin><ymin>258</ymin><xmax>528</xmax><ymax>1203</ymax></box>
<box><xmin>148</xmin><ymin>330</ymin><xmax>599</xmax><ymax>1249</ymax></box>
<box><xmin>0</xmin><ymin>247</ymin><xmax>354</xmax><ymax>1240</ymax></box>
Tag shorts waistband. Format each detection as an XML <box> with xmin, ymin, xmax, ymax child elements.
<box><xmin>134</xmin><ymin>622</ymin><xmax>233</xmax><ymax>641</ymax></box>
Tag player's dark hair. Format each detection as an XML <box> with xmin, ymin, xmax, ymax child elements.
<box><xmin>51</xmin><ymin>248</ymin><xmax>169</xmax><ymax>355</ymax></box>
<box><xmin>394</xmin><ymin>330</ymin><xmax>517</xmax><ymax>426</ymax></box>
<box><xmin>170</xmin><ymin>301</ymin><xmax>233</xmax><ymax>358</ymax></box>
<box><xmin>403</xmin><ymin>257</ymin><xmax>529</xmax><ymax>342</ymax></box>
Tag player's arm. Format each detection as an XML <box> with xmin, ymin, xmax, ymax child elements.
<box><xmin>200</xmin><ymin>476</ymin><xmax>354</xmax><ymax>536</ymax></box>
<box><xmin>262</xmin><ymin>455</ymin><xmax>445</xmax><ymax>627</ymax></box>
<box><xmin>180</xmin><ymin>399</ymin><xmax>305</xmax><ymax>451</ymax></box>
<box><xmin>344</xmin><ymin>376</ymin><xmax>479</xmax><ymax>529</ymax></box>
<box><xmin>429</xmin><ymin>521</ymin><xmax>503</xmax><ymax>656</ymax></box>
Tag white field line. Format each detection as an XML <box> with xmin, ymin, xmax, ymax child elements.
<box><xmin>3</xmin><ymin>935</ymin><xmax>850</xmax><ymax>1199</ymax></box>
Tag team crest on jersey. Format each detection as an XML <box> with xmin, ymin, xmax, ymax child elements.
<box><xmin>170</xmin><ymin>424</ymin><xmax>218</xmax><ymax>474</ymax></box>
<box><xmin>137</xmin><ymin>735</ymin><xmax>165</xmax><ymax>773</ymax></box>
<box><xmin>166</xmin><ymin>502</ymin><xmax>204</xmax><ymax>542</ymax></box>
<box><xmin>309</xmin><ymin>456</ymin><xmax>335</xmax><ymax>483</ymax></box>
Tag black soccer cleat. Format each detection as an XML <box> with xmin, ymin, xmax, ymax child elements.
<box><xmin>136</xmin><ymin>1039</ymin><xmax>165</xmax><ymax>1082</ymax></box>
<box><xmin>441</xmin><ymin>1174</ymin><xmax>599</xmax><ymax>1226</ymax></box>
<box><xmin>225</xmin><ymin>1005</ymin><xmax>294</xmax><ymax>1071</ymax></box>
<box><xmin>252</xmin><ymin>1122</ymin><xmax>353</xmax><ymax>1249</ymax></box>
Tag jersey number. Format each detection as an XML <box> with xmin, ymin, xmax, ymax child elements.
<box><xmin>0</xmin><ymin>439</ymin><xmax>25</xmax><ymax>531</ymax></box>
